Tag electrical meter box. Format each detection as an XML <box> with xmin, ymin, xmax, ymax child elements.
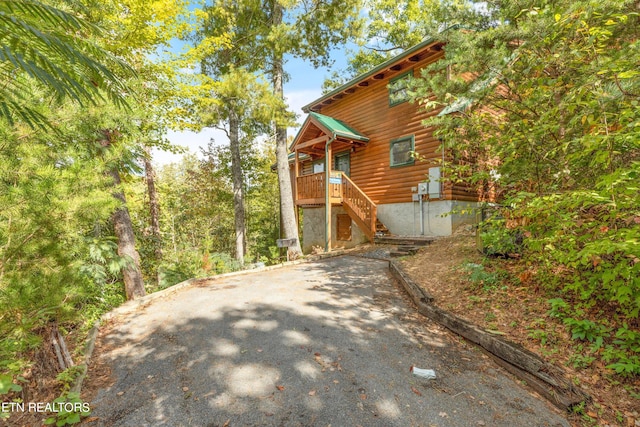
<box><xmin>428</xmin><ymin>167</ymin><xmax>441</xmax><ymax>198</ymax></box>
<box><xmin>417</xmin><ymin>182</ymin><xmax>429</xmax><ymax>195</ymax></box>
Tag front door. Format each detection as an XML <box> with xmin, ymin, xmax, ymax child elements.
<box><xmin>334</xmin><ymin>151</ymin><xmax>350</xmax><ymax>177</ymax></box>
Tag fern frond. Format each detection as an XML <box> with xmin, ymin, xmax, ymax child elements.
<box><xmin>0</xmin><ymin>0</ymin><xmax>137</xmax><ymax>128</ymax></box>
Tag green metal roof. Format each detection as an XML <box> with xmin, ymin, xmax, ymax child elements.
<box><xmin>309</xmin><ymin>112</ymin><xmax>369</xmax><ymax>142</ymax></box>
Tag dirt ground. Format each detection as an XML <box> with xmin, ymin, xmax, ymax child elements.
<box><xmin>398</xmin><ymin>230</ymin><xmax>640</xmax><ymax>427</ymax></box>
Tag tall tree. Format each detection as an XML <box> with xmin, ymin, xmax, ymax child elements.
<box><xmin>186</xmin><ymin>3</ymin><xmax>293</xmax><ymax>263</ymax></box>
<box><xmin>101</xmin><ymin>132</ymin><xmax>146</xmax><ymax>300</ymax></box>
<box><xmin>143</xmin><ymin>145</ymin><xmax>162</xmax><ymax>265</ymax></box>
<box><xmin>66</xmin><ymin>0</ymin><xmax>189</xmax><ymax>295</ymax></box>
<box><xmin>188</xmin><ymin>69</ymin><xmax>285</xmax><ymax>263</ymax></box>
<box><xmin>265</xmin><ymin>0</ymin><xmax>363</xmax><ymax>257</ymax></box>
<box><xmin>323</xmin><ymin>0</ymin><xmax>472</xmax><ymax>91</ymax></box>
<box><xmin>187</xmin><ymin>0</ymin><xmax>363</xmax><ymax>257</ymax></box>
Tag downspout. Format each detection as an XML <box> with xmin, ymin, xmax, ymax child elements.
<box><xmin>325</xmin><ymin>135</ymin><xmax>335</xmax><ymax>252</ymax></box>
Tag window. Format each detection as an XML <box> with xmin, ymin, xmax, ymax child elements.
<box><xmin>390</xmin><ymin>135</ymin><xmax>415</xmax><ymax>167</ymax></box>
<box><xmin>312</xmin><ymin>159</ymin><xmax>324</xmax><ymax>173</ymax></box>
<box><xmin>388</xmin><ymin>70</ymin><xmax>412</xmax><ymax>106</ymax></box>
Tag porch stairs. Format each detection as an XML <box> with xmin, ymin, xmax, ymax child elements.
<box><xmin>380</xmin><ymin>237</ymin><xmax>436</xmax><ymax>257</ymax></box>
<box><xmin>341</xmin><ymin>173</ymin><xmax>378</xmax><ymax>241</ymax></box>
<box><xmin>312</xmin><ymin>174</ymin><xmax>435</xmax><ymax>252</ymax></box>
<box><xmin>340</xmin><ymin>175</ymin><xmax>436</xmax><ymax>254</ymax></box>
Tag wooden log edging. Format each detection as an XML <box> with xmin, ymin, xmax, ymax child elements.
<box><xmin>388</xmin><ymin>260</ymin><xmax>589</xmax><ymax>411</ymax></box>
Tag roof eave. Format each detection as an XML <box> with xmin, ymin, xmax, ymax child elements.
<box><xmin>302</xmin><ymin>36</ymin><xmax>438</xmax><ymax>113</ymax></box>
<box><xmin>334</xmin><ymin>131</ymin><xmax>369</xmax><ymax>142</ymax></box>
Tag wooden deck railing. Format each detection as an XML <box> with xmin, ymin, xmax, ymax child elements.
<box><xmin>296</xmin><ymin>172</ymin><xmax>342</xmax><ymax>203</ymax></box>
<box><xmin>341</xmin><ymin>174</ymin><xmax>377</xmax><ymax>240</ymax></box>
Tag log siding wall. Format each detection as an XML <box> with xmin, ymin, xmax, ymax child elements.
<box><xmin>311</xmin><ymin>51</ymin><xmax>475</xmax><ymax>205</ymax></box>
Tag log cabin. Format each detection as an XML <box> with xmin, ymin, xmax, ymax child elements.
<box><xmin>290</xmin><ymin>37</ymin><xmax>478</xmax><ymax>253</ymax></box>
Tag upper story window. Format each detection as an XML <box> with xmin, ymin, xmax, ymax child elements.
<box><xmin>388</xmin><ymin>70</ymin><xmax>413</xmax><ymax>106</ymax></box>
<box><xmin>390</xmin><ymin>135</ymin><xmax>415</xmax><ymax>167</ymax></box>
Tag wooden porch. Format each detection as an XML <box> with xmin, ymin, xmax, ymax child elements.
<box><xmin>290</xmin><ymin>112</ymin><xmax>378</xmax><ymax>250</ymax></box>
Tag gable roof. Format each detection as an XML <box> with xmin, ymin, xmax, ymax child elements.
<box><xmin>302</xmin><ymin>36</ymin><xmax>444</xmax><ymax>113</ymax></box>
<box><xmin>290</xmin><ymin>112</ymin><xmax>369</xmax><ymax>155</ymax></box>
<box><xmin>309</xmin><ymin>112</ymin><xmax>369</xmax><ymax>142</ymax></box>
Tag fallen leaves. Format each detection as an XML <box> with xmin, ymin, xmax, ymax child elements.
<box><xmin>276</xmin><ymin>385</ymin><xmax>285</xmax><ymax>391</ymax></box>
<box><xmin>313</xmin><ymin>351</ymin><xmax>343</xmax><ymax>372</ymax></box>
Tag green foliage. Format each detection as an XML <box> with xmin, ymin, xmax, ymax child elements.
<box><xmin>479</xmin><ymin>216</ymin><xmax>522</xmax><ymax>256</ymax></box>
<box><xmin>410</xmin><ymin>0</ymin><xmax>640</xmax><ymax>378</ymax></box>
<box><xmin>461</xmin><ymin>262</ymin><xmax>507</xmax><ymax>292</ymax></box>
<box><xmin>323</xmin><ymin>0</ymin><xmax>472</xmax><ymax>89</ymax></box>
<box><xmin>0</xmin><ymin>374</ymin><xmax>23</xmax><ymax>395</ymax></box>
<box><xmin>546</xmin><ymin>300</ymin><xmax>640</xmax><ymax>376</ymax></box>
<box><xmin>55</xmin><ymin>366</ymin><xmax>85</xmax><ymax>392</ymax></box>
<box><xmin>0</xmin><ymin>0</ymin><xmax>135</xmax><ymax>129</ymax></box>
<box><xmin>127</xmin><ymin>140</ymin><xmax>282</xmax><ymax>291</ymax></box>
<box><xmin>603</xmin><ymin>324</ymin><xmax>640</xmax><ymax>376</ymax></box>
<box><xmin>44</xmin><ymin>392</ymin><xmax>90</xmax><ymax>426</ymax></box>
<box><xmin>568</xmin><ymin>349</ymin><xmax>596</xmax><ymax>369</ymax></box>
<box><xmin>0</xmin><ymin>118</ymin><xmax>115</xmax><ymax>360</ymax></box>
<box><xmin>562</xmin><ymin>318</ymin><xmax>609</xmax><ymax>346</ymax></box>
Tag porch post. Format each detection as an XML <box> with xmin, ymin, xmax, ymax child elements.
<box><xmin>294</xmin><ymin>150</ymin><xmax>300</xmax><ymax>228</ymax></box>
<box><xmin>325</xmin><ymin>140</ymin><xmax>333</xmax><ymax>252</ymax></box>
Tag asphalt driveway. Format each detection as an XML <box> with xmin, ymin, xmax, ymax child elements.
<box><xmin>87</xmin><ymin>256</ymin><xmax>569</xmax><ymax>426</ymax></box>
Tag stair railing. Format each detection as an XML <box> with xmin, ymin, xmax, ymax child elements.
<box><xmin>341</xmin><ymin>174</ymin><xmax>377</xmax><ymax>240</ymax></box>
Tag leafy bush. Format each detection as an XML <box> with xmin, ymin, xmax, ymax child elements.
<box><xmin>479</xmin><ymin>218</ymin><xmax>522</xmax><ymax>257</ymax></box>
<box><xmin>461</xmin><ymin>262</ymin><xmax>508</xmax><ymax>292</ymax></box>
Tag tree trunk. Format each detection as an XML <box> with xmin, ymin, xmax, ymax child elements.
<box><xmin>271</xmin><ymin>2</ymin><xmax>302</xmax><ymax>259</ymax></box>
<box><xmin>143</xmin><ymin>146</ymin><xmax>162</xmax><ymax>274</ymax></box>
<box><xmin>229</xmin><ymin>111</ymin><xmax>246</xmax><ymax>264</ymax></box>
<box><xmin>111</xmin><ymin>168</ymin><xmax>146</xmax><ymax>300</ymax></box>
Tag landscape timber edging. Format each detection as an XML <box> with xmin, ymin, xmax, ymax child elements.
<box><xmin>388</xmin><ymin>259</ymin><xmax>589</xmax><ymax>412</ymax></box>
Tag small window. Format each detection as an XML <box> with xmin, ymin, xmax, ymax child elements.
<box><xmin>390</xmin><ymin>135</ymin><xmax>415</xmax><ymax>167</ymax></box>
<box><xmin>388</xmin><ymin>70</ymin><xmax>412</xmax><ymax>106</ymax></box>
<box><xmin>313</xmin><ymin>159</ymin><xmax>324</xmax><ymax>173</ymax></box>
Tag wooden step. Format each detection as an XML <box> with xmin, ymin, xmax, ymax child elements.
<box><xmin>397</xmin><ymin>245</ymin><xmax>420</xmax><ymax>254</ymax></box>
<box><xmin>375</xmin><ymin>219</ymin><xmax>390</xmax><ymax>236</ymax></box>
<box><xmin>390</xmin><ymin>245</ymin><xmax>421</xmax><ymax>257</ymax></box>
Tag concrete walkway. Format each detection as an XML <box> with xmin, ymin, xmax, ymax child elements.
<box><xmin>87</xmin><ymin>256</ymin><xmax>569</xmax><ymax>426</ymax></box>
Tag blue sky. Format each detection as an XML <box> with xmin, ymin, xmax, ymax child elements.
<box><xmin>154</xmin><ymin>49</ymin><xmax>351</xmax><ymax>166</ymax></box>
